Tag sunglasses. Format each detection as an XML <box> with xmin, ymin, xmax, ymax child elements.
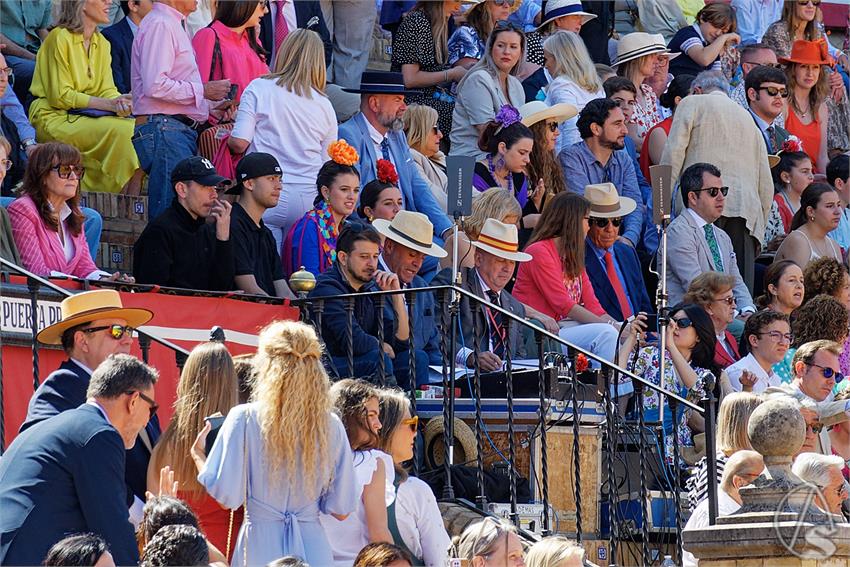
<box><xmin>807</xmin><ymin>422</ymin><xmax>824</xmax><ymax>434</ymax></box>
<box><xmin>759</xmin><ymin>331</ymin><xmax>794</xmax><ymax>343</ymax></box>
<box><xmin>797</xmin><ymin>0</ymin><xmax>820</xmax><ymax>6</ymax></box>
<box><xmin>83</xmin><ymin>324</ymin><xmax>136</xmax><ymax>340</ymax></box>
<box><xmin>431</xmin><ymin>125</ymin><xmax>441</xmax><ymax>135</ymax></box>
<box><xmin>546</xmin><ymin>121</ymin><xmax>559</xmax><ymax>133</ymax></box>
<box><xmin>127</xmin><ymin>390</ymin><xmax>158</xmax><ymax>419</ymax></box>
<box><xmin>402</xmin><ymin>415</ymin><xmax>419</xmax><ymax>433</ymax></box>
<box><xmin>672</xmin><ymin>317</ymin><xmax>693</xmax><ymax>329</ymax></box>
<box><xmin>493</xmin><ymin>0</ymin><xmax>516</xmax><ymax>6</ymax></box>
<box><xmin>590</xmin><ymin>217</ymin><xmax>622</xmax><ymax>228</ymax></box>
<box><xmin>493</xmin><ymin>19</ymin><xmax>523</xmax><ymax>33</ymax></box>
<box><xmin>759</xmin><ymin>86</ymin><xmax>789</xmax><ymax>98</ymax></box>
<box><xmin>51</xmin><ymin>164</ymin><xmax>86</xmax><ymax>180</ymax></box>
<box><xmin>693</xmin><ymin>186</ymin><xmax>729</xmax><ymax>198</ymax></box>
<box><xmin>713</xmin><ymin>296</ymin><xmax>736</xmax><ymax>306</ymax></box>
<box><xmin>807</xmin><ymin>362</ymin><xmax>844</xmax><ymax>383</ymax></box>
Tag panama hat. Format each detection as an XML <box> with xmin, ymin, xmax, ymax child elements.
<box><xmin>37</xmin><ymin>289</ymin><xmax>153</xmax><ymax>345</ymax></box>
<box><xmin>612</xmin><ymin>32</ymin><xmax>678</xmax><ymax>67</ymax></box>
<box><xmin>585</xmin><ymin>182</ymin><xmax>636</xmax><ymax>218</ymax></box>
<box><xmin>423</xmin><ymin>416</ymin><xmax>479</xmax><ymax>469</ymax></box>
<box><xmin>537</xmin><ymin>0</ymin><xmax>597</xmax><ymax>31</ymax></box>
<box><xmin>373</xmin><ymin>210</ymin><xmax>448</xmax><ymax>258</ymax></box>
<box><xmin>471</xmin><ymin>219</ymin><xmax>532</xmax><ymax>262</ymax></box>
<box><xmin>519</xmin><ymin>101</ymin><xmax>578</xmax><ymax>127</ymax></box>
<box><xmin>778</xmin><ymin>39</ymin><xmax>834</xmax><ymax>67</ymax></box>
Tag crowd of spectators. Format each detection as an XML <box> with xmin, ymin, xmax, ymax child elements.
<box><xmin>0</xmin><ymin>0</ymin><xmax>849</xmax><ymax>564</ymax></box>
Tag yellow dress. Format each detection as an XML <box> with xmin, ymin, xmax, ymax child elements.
<box><xmin>29</xmin><ymin>27</ymin><xmax>139</xmax><ymax>194</ymax></box>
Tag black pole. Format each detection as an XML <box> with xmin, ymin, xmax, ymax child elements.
<box><xmin>27</xmin><ymin>277</ymin><xmax>40</xmax><ymax>391</ymax></box>
<box><xmin>139</xmin><ymin>334</ymin><xmax>151</xmax><ymax>364</ymax></box>
<box><xmin>704</xmin><ymin>392</ymin><xmax>718</xmax><ymax>525</ymax></box>
<box><xmin>345</xmin><ymin>296</ymin><xmax>355</xmax><ymax>378</ymax></box>
<box><xmin>670</xmin><ymin>397</ymin><xmax>683</xmax><ymax>563</ymax></box>
<box><xmin>471</xmin><ymin>302</ymin><xmax>486</xmax><ymax>510</ymax></box>
<box><xmin>442</xmin><ymin>290</ymin><xmax>457</xmax><ymax>500</ymax></box>
<box><xmin>405</xmin><ymin>294</ymin><xmax>420</xmax><ymax>476</ymax></box>
<box><xmin>536</xmin><ymin>332</ymin><xmax>549</xmax><ymax>535</ymax></box>
<box><xmin>603</xmin><ymin>367</ymin><xmax>618</xmax><ymax>560</ymax></box>
<box><xmin>376</xmin><ymin>294</ymin><xmax>386</xmax><ymax>386</ymax></box>
<box><xmin>503</xmin><ymin>317</ymin><xmax>518</xmax><ymax>526</ymax></box>
<box><xmin>407</xmin><ymin>291</ymin><xmax>416</xmax><ymax>393</ymax></box>
<box><xmin>636</xmin><ymin>382</ymin><xmax>650</xmax><ymax>566</ymax></box>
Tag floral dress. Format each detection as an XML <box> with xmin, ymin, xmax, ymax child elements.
<box><xmin>448</xmin><ymin>25</ymin><xmax>485</xmax><ymax>66</ymax></box>
<box><xmin>630</xmin><ymin>84</ymin><xmax>663</xmax><ymax>146</ymax></box>
<box><xmin>630</xmin><ymin>345</ymin><xmax>713</xmax><ymax>464</ymax></box>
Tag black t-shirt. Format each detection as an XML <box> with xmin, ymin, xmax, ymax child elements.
<box><xmin>229</xmin><ymin>202</ymin><xmax>284</xmax><ymax>296</ymax></box>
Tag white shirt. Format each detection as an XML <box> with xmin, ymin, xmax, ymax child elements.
<box><xmin>366</xmin><ymin>118</ymin><xmax>399</xmax><ymax>173</ymax></box>
<box><xmin>49</xmin><ymin>202</ymin><xmax>110</xmax><ymax>280</ymax></box>
<box><xmin>232</xmin><ymin>77</ymin><xmax>337</xmax><ymax>187</ymax></box>
<box><xmin>395</xmin><ymin>477</ymin><xmax>451</xmax><ymax>566</ymax></box>
<box><xmin>682</xmin><ymin>488</ymin><xmax>740</xmax><ymax>567</ymax></box>
<box><xmin>544</xmin><ymin>75</ymin><xmax>604</xmax><ymax>153</ymax></box>
<box><xmin>726</xmin><ymin>353</ymin><xmax>780</xmax><ymax>393</ymax></box>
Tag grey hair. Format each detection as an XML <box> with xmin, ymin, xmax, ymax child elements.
<box><xmin>86</xmin><ymin>354</ymin><xmax>159</xmax><ymax>399</ymax></box>
<box><xmin>690</xmin><ymin>70</ymin><xmax>729</xmax><ymax>95</ymax></box>
<box><xmin>451</xmin><ymin>518</ymin><xmax>518</xmax><ymax>561</ymax></box>
<box><xmin>792</xmin><ymin>453</ymin><xmax>845</xmax><ymax>488</ymax></box>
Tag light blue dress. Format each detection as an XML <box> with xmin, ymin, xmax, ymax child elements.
<box><xmin>198</xmin><ymin>403</ymin><xmax>357</xmax><ymax>566</ymax></box>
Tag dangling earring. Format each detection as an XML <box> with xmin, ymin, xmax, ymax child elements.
<box><xmin>368</xmin><ymin>215</ymin><xmax>374</xmax><ymax>222</ymax></box>
<box><xmin>496</xmin><ymin>154</ymin><xmax>506</xmax><ymax>171</ymax></box>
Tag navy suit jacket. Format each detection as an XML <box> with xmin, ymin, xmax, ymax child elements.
<box><xmin>0</xmin><ymin>404</ymin><xmax>139</xmax><ymax>565</ymax></box>
<box><xmin>20</xmin><ymin>359</ymin><xmax>161</xmax><ymax>502</ymax></box>
<box><xmin>259</xmin><ymin>2</ymin><xmax>331</xmax><ymax>67</ymax></box>
<box><xmin>584</xmin><ymin>239</ymin><xmax>653</xmax><ymax>321</ymax></box>
<box><xmin>101</xmin><ymin>17</ymin><xmax>133</xmax><ymax>94</ymax></box>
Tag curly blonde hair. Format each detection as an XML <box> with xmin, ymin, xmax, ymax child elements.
<box><xmin>253</xmin><ymin>320</ymin><xmax>333</xmax><ymax>497</ymax></box>
<box><xmin>803</xmin><ymin>257</ymin><xmax>849</xmax><ymax>301</ymax></box>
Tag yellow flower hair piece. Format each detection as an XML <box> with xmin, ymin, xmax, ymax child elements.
<box><xmin>328</xmin><ymin>139</ymin><xmax>359</xmax><ymax>167</ymax></box>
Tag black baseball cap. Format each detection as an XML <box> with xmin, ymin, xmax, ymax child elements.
<box><xmin>171</xmin><ymin>156</ymin><xmax>230</xmax><ymax>188</ymax></box>
<box><xmin>226</xmin><ymin>152</ymin><xmax>283</xmax><ymax>195</ymax></box>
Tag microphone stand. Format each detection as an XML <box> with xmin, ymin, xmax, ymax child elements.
<box><xmin>649</xmin><ymin>165</ymin><xmax>673</xmax><ymax>428</ymax></box>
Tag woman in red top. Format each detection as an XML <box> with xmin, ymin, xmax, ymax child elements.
<box><xmin>147</xmin><ymin>342</ymin><xmax>242</xmax><ymax>560</ymax></box>
<box><xmin>781</xmin><ymin>39</ymin><xmax>832</xmax><ymax>172</ymax></box>
<box><xmin>513</xmin><ymin>191</ymin><xmax>630</xmax><ymax>367</ymax></box>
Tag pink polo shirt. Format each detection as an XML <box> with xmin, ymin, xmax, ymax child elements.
<box><xmin>192</xmin><ymin>20</ymin><xmax>269</xmax><ymax>101</ymax></box>
<box><xmin>131</xmin><ymin>2</ymin><xmax>210</xmax><ymax>122</ymax></box>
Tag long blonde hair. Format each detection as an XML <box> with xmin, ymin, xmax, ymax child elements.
<box><xmin>253</xmin><ymin>320</ymin><xmax>333</xmax><ymax>497</ymax></box>
<box><xmin>150</xmin><ymin>342</ymin><xmax>238</xmax><ymax>494</ymax></box>
<box><xmin>265</xmin><ymin>29</ymin><xmax>327</xmax><ymax>99</ymax></box>
<box><xmin>543</xmin><ymin>31</ymin><xmax>602</xmax><ymax>93</ymax></box>
<box><xmin>525</xmin><ymin>536</ymin><xmax>585</xmax><ymax>567</ymax></box>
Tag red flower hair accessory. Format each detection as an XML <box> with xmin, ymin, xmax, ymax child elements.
<box><xmin>575</xmin><ymin>353</ymin><xmax>589</xmax><ymax>373</ymax></box>
<box><xmin>780</xmin><ymin>136</ymin><xmax>804</xmax><ymax>154</ymax></box>
<box><xmin>376</xmin><ymin>159</ymin><xmax>399</xmax><ymax>185</ymax></box>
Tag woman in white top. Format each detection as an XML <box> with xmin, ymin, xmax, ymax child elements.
<box><xmin>228</xmin><ymin>29</ymin><xmax>337</xmax><ymax>251</ymax></box>
<box><xmin>320</xmin><ymin>379</ymin><xmax>394</xmax><ymax>567</ymax></box>
<box><xmin>542</xmin><ymin>31</ymin><xmax>603</xmax><ymax>154</ymax></box>
<box><xmin>775</xmin><ymin>182</ymin><xmax>843</xmax><ymax>271</ymax></box>
<box><xmin>450</xmin><ymin>21</ymin><xmax>526</xmax><ymax>159</ymax></box>
<box><xmin>377</xmin><ymin>389</ymin><xmax>451</xmax><ymax>567</ymax></box>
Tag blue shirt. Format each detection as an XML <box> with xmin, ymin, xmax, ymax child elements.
<box><xmin>830</xmin><ymin>207</ymin><xmax>850</xmax><ymax>251</ymax></box>
<box><xmin>730</xmin><ymin>0</ymin><xmax>783</xmax><ymax>46</ymax></box>
<box><xmin>1</xmin><ymin>88</ymin><xmax>36</xmax><ymax>142</ymax></box>
<box><xmin>623</xmin><ymin>136</ymin><xmax>659</xmax><ymax>254</ymax></box>
<box><xmin>749</xmin><ymin>108</ymin><xmax>772</xmax><ymax>151</ymax></box>
<box><xmin>508</xmin><ymin>0</ymin><xmax>542</xmax><ymax>32</ymax></box>
<box><xmin>559</xmin><ymin>140</ymin><xmax>644</xmax><ymax>246</ymax></box>
<box><xmin>587</xmin><ymin>238</ymin><xmax>634</xmax><ymax>313</ymax></box>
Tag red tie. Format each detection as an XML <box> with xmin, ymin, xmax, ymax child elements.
<box><xmin>604</xmin><ymin>251</ymin><xmax>632</xmax><ymax>319</ymax></box>
<box><xmin>274</xmin><ymin>0</ymin><xmax>290</xmax><ymax>59</ymax></box>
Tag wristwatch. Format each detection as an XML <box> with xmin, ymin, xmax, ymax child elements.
<box><xmin>21</xmin><ymin>138</ymin><xmax>36</xmax><ymax>151</ymax></box>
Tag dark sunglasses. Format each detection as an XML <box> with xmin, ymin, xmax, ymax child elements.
<box><xmin>672</xmin><ymin>317</ymin><xmax>693</xmax><ymax>329</ymax></box>
<box><xmin>126</xmin><ymin>390</ymin><xmax>158</xmax><ymax>419</ymax></box>
<box><xmin>590</xmin><ymin>217</ymin><xmax>622</xmax><ymax>228</ymax></box>
<box><xmin>798</xmin><ymin>0</ymin><xmax>820</xmax><ymax>6</ymax></box>
<box><xmin>493</xmin><ymin>19</ymin><xmax>523</xmax><ymax>33</ymax></box>
<box><xmin>51</xmin><ymin>164</ymin><xmax>86</xmax><ymax>180</ymax></box>
<box><xmin>759</xmin><ymin>86</ymin><xmax>789</xmax><ymax>98</ymax></box>
<box><xmin>493</xmin><ymin>0</ymin><xmax>516</xmax><ymax>6</ymax></box>
<box><xmin>431</xmin><ymin>125</ymin><xmax>441</xmax><ymax>135</ymax></box>
<box><xmin>807</xmin><ymin>362</ymin><xmax>844</xmax><ymax>383</ymax></box>
<box><xmin>546</xmin><ymin>122</ymin><xmax>559</xmax><ymax>133</ymax></box>
<box><xmin>807</xmin><ymin>422</ymin><xmax>824</xmax><ymax>434</ymax></box>
<box><xmin>714</xmin><ymin>296</ymin><xmax>736</xmax><ymax>306</ymax></box>
<box><xmin>83</xmin><ymin>324</ymin><xmax>136</xmax><ymax>340</ymax></box>
<box><xmin>693</xmin><ymin>186</ymin><xmax>729</xmax><ymax>198</ymax></box>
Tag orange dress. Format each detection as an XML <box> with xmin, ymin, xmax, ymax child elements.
<box><xmin>784</xmin><ymin>109</ymin><xmax>823</xmax><ymax>171</ymax></box>
<box><xmin>177</xmin><ymin>490</ymin><xmax>244</xmax><ymax>561</ymax></box>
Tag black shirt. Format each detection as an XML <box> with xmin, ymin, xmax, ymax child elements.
<box><xmin>230</xmin><ymin>202</ymin><xmax>284</xmax><ymax>296</ymax></box>
<box><xmin>133</xmin><ymin>200</ymin><xmax>234</xmax><ymax>291</ymax></box>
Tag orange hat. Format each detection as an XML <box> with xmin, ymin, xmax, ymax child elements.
<box><xmin>779</xmin><ymin>39</ymin><xmax>834</xmax><ymax>67</ymax></box>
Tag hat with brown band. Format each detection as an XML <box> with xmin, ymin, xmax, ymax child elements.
<box><xmin>372</xmin><ymin>210</ymin><xmax>447</xmax><ymax>258</ymax></box>
<box><xmin>585</xmin><ymin>182</ymin><xmax>636</xmax><ymax>219</ymax></box>
<box><xmin>471</xmin><ymin>219</ymin><xmax>532</xmax><ymax>262</ymax></box>
<box><xmin>37</xmin><ymin>289</ymin><xmax>153</xmax><ymax>345</ymax></box>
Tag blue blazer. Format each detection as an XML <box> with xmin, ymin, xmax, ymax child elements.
<box><xmin>101</xmin><ymin>17</ymin><xmax>133</xmax><ymax>94</ymax></box>
<box><xmin>584</xmin><ymin>239</ymin><xmax>653</xmax><ymax>321</ymax></box>
<box><xmin>20</xmin><ymin>359</ymin><xmax>161</xmax><ymax>502</ymax></box>
<box><xmin>0</xmin><ymin>404</ymin><xmax>139</xmax><ymax>565</ymax></box>
<box><xmin>382</xmin><ymin>273</ymin><xmax>442</xmax><ymax>365</ymax></box>
<box><xmin>338</xmin><ymin>113</ymin><xmax>452</xmax><ymax>238</ymax></box>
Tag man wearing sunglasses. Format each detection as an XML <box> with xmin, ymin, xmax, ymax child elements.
<box><xmin>0</xmin><ymin>354</ymin><xmax>158</xmax><ymax>565</ymax></box>
<box><xmin>744</xmin><ymin>64</ymin><xmax>791</xmax><ymax>155</ymax></box>
<box><xmin>666</xmin><ymin>162</ymin><xmax>756</xmax><ymax>317</ymax></box>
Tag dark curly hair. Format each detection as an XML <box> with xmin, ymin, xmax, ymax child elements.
<box><xmin>140</xmin><ymin>524</ymin><xmax>208</xmax><ymax>567</ymax></box>
<box><xmin>138</xmin><ymin>496</ymin><xmax>199</xmax><ymax>551</ymax></box>
<box><xmin>791</xmin><ymin>294</ymin><xmax>850</xmax><ymax>348</ymax></box>
<box><xmin>803</xmin><ymin>257</ymin><xmax>849</xmax><ymax>301</ymax></box>
<box><xmin>740</xmin><ymin>309</ymin><xmax>790</xmax><ymax>356</ymax></box>
<box><xmin>43</xmin><ymin>533</ymin><xmax>110</xmax><ymax>567</ymax></box>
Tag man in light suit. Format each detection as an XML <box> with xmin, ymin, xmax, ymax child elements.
<box><xmin>583</xmin><ymin>182</ymin><xmax>653</xmax><ymax>321</ymax></box>
<box><xmin>663</xmin><ymin>70</ymin><xmax>773</xmax><ymax>293</ymax></box>
<box><xmin>0</xmin><ymin>354</ymin><xmax>158</xmax><ymax>565</ymax></box>
<box><xmin>665</xmin><ymin>163</ymin><xmax>756</xmax><ymax>314</ymax></box>
<box><xmin>339</xmin><ymin>71</ymin><xmax>452</xmax><ymax>280</ymax></box>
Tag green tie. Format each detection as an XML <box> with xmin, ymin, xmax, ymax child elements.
<box><xmin>704</xmin><ymin>224</ymin><xmax>724</xmax><ymax>272</ymax></box>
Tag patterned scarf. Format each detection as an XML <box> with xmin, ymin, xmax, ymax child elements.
<box><xmin>305</xmin><ymin>201</ymin><xmax>339</xmax><ymax>270</ymax></box>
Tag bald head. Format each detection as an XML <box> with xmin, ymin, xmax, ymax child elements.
<box><xmin>720</xmin><ymin>450</ymin><xmax>764</xmax><ymax>493</ymax></box>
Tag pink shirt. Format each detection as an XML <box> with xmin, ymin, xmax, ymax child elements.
<box><xmin>7</xmin><ymin>195</ymin><xmax>100</xmax><ymax>279</ymax></box>
<box><xmin>513</xmin><ymin>239</ymin><xmax>606</xmax><ymax>321</ymax></box>
<box><xmin>192</xmin><ymin>20</ymin><xmax>269</xmax><ymax>101</ymax></box>
<box><xmin>131</xmin><ymin>2</ymin><xmax>210</xmax><ymax>121</ymax></box>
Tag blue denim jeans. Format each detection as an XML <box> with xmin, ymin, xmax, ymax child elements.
<box><xmin>132</xmin><ymin>115</ymin><xmax>198</xmax><ymax>219</ymax></box>
<box><xmin>0</xmin><ymin>196</ymin><xmax>102</xmax><ymax>259</ymax></box>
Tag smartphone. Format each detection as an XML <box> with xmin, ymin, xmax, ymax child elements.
<box><xmin>204</xmin><ymin>414</ymin><xmax>226</xmax><ymax>455</ymax></box>
<box><xmin>226</xmin><ymin>84</ymin><xmax>238</xmax><ymax>101</ymax></box>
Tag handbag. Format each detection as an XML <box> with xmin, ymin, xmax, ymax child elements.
<box><xmin>197</xmin><ymin>26</ymin><xmax>240</xmax><ymax>168</ymax></box>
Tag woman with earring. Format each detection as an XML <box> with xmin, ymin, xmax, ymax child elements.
<box><xmin>775</xmin><ymin>182</ymin><xmax>843</xmax><ymax>271</ymax></box>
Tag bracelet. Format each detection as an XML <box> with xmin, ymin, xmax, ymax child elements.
<box><xmin>444</xmin><ymin>69</ymin><xmax>449</xmax><ymax>82</ymax></box>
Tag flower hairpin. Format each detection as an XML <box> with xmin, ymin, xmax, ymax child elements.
<box><xmin>376</xmin><ymin>159</ymin><xmax>399</xmax><ymax>185</ymax></box>
<box><xmin>494</xmin><ymin>104</ymin><xmax>521</xmax><ymax>130</ymax></box>
<box><xmin>328</xmin><ymin>139</ymin><xmax>359</xmax><ymax>166</ymax></box>
<box><xmin>780</xmin><ymin>136</ymin><xmax>804</xmax><ymax>154</ymax></box>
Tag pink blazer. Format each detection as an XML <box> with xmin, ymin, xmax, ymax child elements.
<box><xmin>7</xmin><ymin>195</ymin><xmax>99</xmax><ymax>278</ymax></box>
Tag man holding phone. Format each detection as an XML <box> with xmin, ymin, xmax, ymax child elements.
<box><xmin>134</xmin><ymin>156</ymin><xmax>236</xmax><ymax>292</ymax></box>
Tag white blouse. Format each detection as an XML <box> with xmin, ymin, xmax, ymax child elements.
<box><xmin>395</xmin><ymin>476</ymin><xmax>451</xmax><ymax>566</ymax></box>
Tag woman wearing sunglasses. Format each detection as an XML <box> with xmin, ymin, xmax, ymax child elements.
<box><xmin>404</xmin><ymin>105</ymin><xmax>448</xmax><ymax>210</ymax></box>
<box><xmin>618</xmin><ymin>302</ymin><xmax>717</xmax><ymax>464</ymax></box>
<box><xmin>775</xmin><ymin>182</ymin><xmax>842</xmax><ymax>270</ymax></box>
<box><xmin>7</xmin><ymin>142</ymin><xmax>132</xmax><ymax>282</ymax></box>
<box><xmin>376</xmin><ymin>389</ymin><xmax>450</xmax><ymax>566</ymax></box>
<box><xmin>683</xmin><ymin>271</ymin><xmax>742</xmax><ymax>371</ymax></box>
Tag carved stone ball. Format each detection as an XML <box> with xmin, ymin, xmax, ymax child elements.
<box><xmin>747</xmin><ymin>397</ymin><xmax>805</xmax><ymax>458</ymax></box>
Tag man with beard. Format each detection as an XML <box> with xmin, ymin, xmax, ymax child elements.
<box><xmin>339</xmin><ymin>71</ymin><xmax>451</xmax><ymax>278</ymax></box>
<box><xmin>310</xmin><ymin>221</ymin><xmax>410</xmax><ymax>384</ymax></box>
<box><xmin>559</xmin><ymin>98</ymin><xmax>645</xmax><ymax>249</ymax></box>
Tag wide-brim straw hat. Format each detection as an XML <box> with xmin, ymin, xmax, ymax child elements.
<box><xmin>373</xmin><ymin>210</ymin><xmax>447</xmax><ymax>258</ymax></box>
<box><xmin>778</xmin><ymin>38</ymin><xmax>834</xmax><ymax>67</ymax></box>
<box><xmin>37</xmin><ymin>289</ymin><xmax>153</xmax><ymax>345</ymax></box>
<box><xmin>471</xmin><ymin>219</ymin><xmax>532</xmax><ymax>262</ymax></box>
<box><xmin>423</xmin><ymin>416</ymin><xmax>479</xmax><ymax>469</ymax></box>
<box><xmin>519</xmin><ymin>101</ymin><xmax>578</xmax><ymax>127</ymax></box>
<box><xmin>613</xmin><ymin>32</ymin><xmax>678</xmax><ymax>67</ymax></box>
<box><xmin>537</xmin><ymin>0</ymin><xmax>597</xmax><ymax>31</ymax></box>
<box><xmin>585</xmin><ymin>182</ymin><xmax>637</xmax><ymax>218</ymax></box>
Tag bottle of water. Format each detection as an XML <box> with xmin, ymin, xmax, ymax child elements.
<box><xmin>660</xmin><ymin>555</ymin><xmax>677</xmax><ymax>566</ymax></box>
